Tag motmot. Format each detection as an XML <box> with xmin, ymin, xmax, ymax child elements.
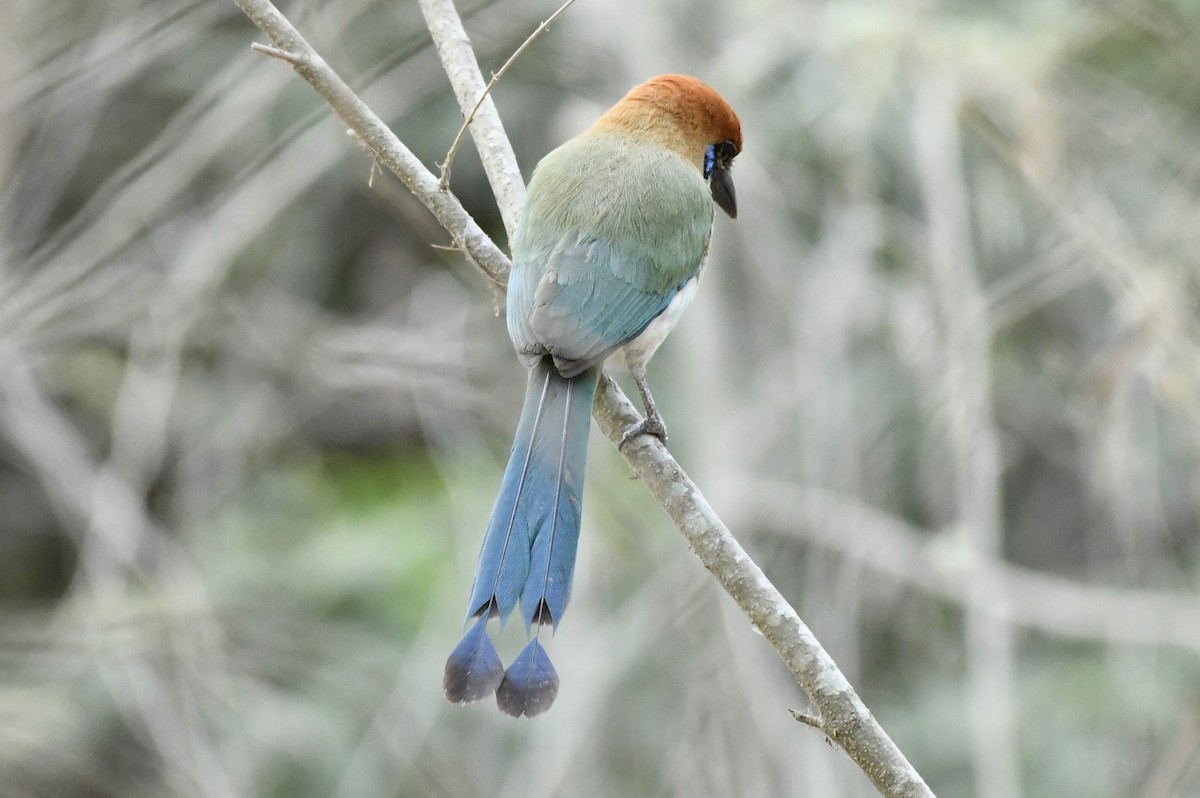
<box><xmin>443</xmin><ymin>74</ymin><xmax>741</xmax><ymax>717</ymax></box>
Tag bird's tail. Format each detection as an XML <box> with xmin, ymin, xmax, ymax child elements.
<box><xmin>443</xmin><ymin>358</ymin><xmax>598</xmax><ymax>717</ymax></box>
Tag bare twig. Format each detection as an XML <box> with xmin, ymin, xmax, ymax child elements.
<box><xmin>432</xmin><ymin>0</ymin><xmax>578</xmax><ymax>192</ymax></box>
<box><xmin>234</xmin><ymin>0</ymin><xmax>511</xmax><ymax>287</ymax></box>
<box><xmin>248</xmin><ymin>41</ymin><xmax>303</xmax><ymax>65</ymax></box>
<box><xmin>790</xmin><ymin>709</ymin><xmax>825</xmax><ymax>731</ymax></box>
<box><xmin>233</xmin><ymin>1</ymin><xmax>935</xmax><ymax>795</ymax></box>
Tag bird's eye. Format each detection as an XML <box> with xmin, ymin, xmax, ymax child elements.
<box><xmin>704</xmin><ymin>140</ymin><xmax>737</xmax><ymax>179</ymax></box>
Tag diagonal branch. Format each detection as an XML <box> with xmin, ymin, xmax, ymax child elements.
<box><xmin>232</xmin><ymin>1</ymin><xmax>935</xmax><ymax>795</ymax></box>
<box><xmin>592</xmin><ymin>376</ymin><xmax>932</xmax><ymax>797</ymax></box>
<box><xmin>233</xmin><ymin>0</ymin><xmax>510</xmax><ymax>288</ymax></box>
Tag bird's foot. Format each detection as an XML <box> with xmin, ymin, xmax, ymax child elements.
<box><xmin>619</xmin><ymin>414</ymin><xmax>668</xmax><ymax>451</ymax></box>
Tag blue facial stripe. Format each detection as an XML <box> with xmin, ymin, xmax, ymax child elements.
<box><xmin>704</xmin><ymin>144</ymin><xmax>716</xmax><ymax>179</ymax></box>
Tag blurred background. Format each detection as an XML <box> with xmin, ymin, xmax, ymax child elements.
<box><xmin>3</xmin><ymin>0</ymin><xmax>1200</xmax><ymax>795</ymax></box>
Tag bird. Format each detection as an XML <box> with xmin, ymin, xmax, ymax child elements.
<box><xmin>443</xmin><ymin>74</ymin><xmax>741</xmax><ymax>717</ymax></box>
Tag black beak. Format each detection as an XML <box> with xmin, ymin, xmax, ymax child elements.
<box><xmin>709</xmin><ymin>164</ymin><xmax>737</xmax><ymax>219</ymax></box>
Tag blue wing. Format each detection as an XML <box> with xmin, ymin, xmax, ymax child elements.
<box><xmin>530</xmin><ymin>233</ymin><xmax>702</xmax><ymax>376</ymax></box>
<box><xmin>507</xmin><ymin>135</ymin><xmax>713</xmax><ymax>376</ymax></box>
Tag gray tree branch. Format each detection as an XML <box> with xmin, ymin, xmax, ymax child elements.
<box><xmin>234</xmin><ymin>0</ymin><xmax>510</xmax><ymax>288</ymax></box>
<box><xmin>232</xmin><ymin>1</ymin><xmax>936</xmax><ymax>795</ymax></box>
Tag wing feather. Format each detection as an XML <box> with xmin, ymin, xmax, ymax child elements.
<box><xmin>507</xmin><ymin>134</ymin><xmax>713</xmax><ymax>374</ymax></box>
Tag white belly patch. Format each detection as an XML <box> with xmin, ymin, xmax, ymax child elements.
<box><xmin>618</xmin><ymin>275</ymin><xmax>699</xmax><ymax>371</ymax></box>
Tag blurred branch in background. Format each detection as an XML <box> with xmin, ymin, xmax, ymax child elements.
<box><xmin>734</xmin><ymin>480</ymin><xmax>1200</xmax><ymax>653</ymax></box>
<box><xmin>2</xmin><ymin>0</ymin><xmax>1200</xmax><ymax>796</ymax></box>
<box><xmin>913</xmin><ymin>75</ymin><xmax>1016</xmax><ymax>798</ymax></box>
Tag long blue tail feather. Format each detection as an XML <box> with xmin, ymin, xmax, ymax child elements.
<box><xmin>444</xmin><ymin>358</ymin><xmax>598</xmax><ymax>714</ymax></box>
<box><xmin>443</xmin><ymin>615</ymin><xmax>504</xmax><ymax>704</ymax></box>
<box><xmin>519</xmin><ymin>362</ymin><xmax>593</xmax><ymax>630</ymax></box>
<box><xmin>497</xmin><ymin>639</ymin><xmax>559</xmax><ymax>718</ymax></box>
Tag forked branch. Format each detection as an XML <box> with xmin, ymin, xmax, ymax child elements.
<box><xmin>433</xmin><ymin>0</ymin><xmax>578</xmax><ymax>191</ymax></box>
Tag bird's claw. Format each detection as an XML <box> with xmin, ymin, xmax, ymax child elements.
<box><xmin>618</xmin><ymin>415</ymin><xmax>668</xmax><ymax>451</ymax></box>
